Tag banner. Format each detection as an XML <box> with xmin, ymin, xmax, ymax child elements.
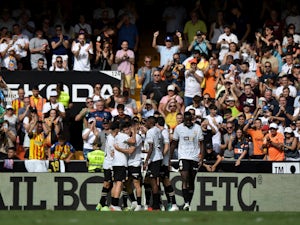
<box><xmin>1</xmin><ymin>173</ymin><xmax>300</xmax><ymax>211</ymax></box>
<box><xmin>1</xmin><ymin>70</ymin><xmax>122</xmax><ymax>114</ymax></box>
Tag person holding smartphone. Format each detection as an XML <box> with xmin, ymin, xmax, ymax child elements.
<box><xmin>0</xmin><ymin>120</ymin><xmax>17</xmax><ymax>159</ymax></box>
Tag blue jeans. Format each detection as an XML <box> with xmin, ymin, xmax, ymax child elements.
<box><xmin>184</xmin><ymin>96</ymin><xmax>193</xmax><ymax>107</ymax></box>
<box><xmin>83</xmin><ymin>148</ymin><xmax>93</xmax><ymax>160</ymax></box>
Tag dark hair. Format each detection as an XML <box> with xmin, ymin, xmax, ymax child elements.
<box><xmin>117</xmin><ymin>104</ymin><xmax>125</xmax><ymax>110</ymax></box>
<box><xmin>157</xmin><ymin>116</ymin><xmax>165</xmax><ymax>126</ymax></box>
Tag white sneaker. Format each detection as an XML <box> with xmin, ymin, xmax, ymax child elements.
<box><xmin>110</xmin><ymin>205</ymin><xmax>122</xmax><ymax>211</ymax></box>
<box><xmin>134</xmin><ymin>205</ymin><xmax>143</xmax><ymax>211</ymax></box>
<box><xmin>144</xmin><ymin>205</ymin><xmax>149</xmax><ymax>211</ymax></box>
<box><xmin>130</xmin><ymin>201</ymin><xmax>138</xmax><ymax>211</ymax></box>
<box><xmin>183</xmin><ymin>203</ymin><xmax>190</xmax><ymax>211</ymax></box>
<box><xmin>160</xmin><ymin>204</ymin><xmax>165</xmax><ymax>211</ymax></box>
<box><xmin>168</xmin><ymin>204</ymin><xmax>179</xmax><ymax>211</ymax></box>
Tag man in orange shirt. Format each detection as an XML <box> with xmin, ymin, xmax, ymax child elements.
<box><xmin>243</xmin><ymin>118</ymin><xmax>265</xmax><ymax>159</ymax></box>
<box><xmin>262</xmin><ymin>122</ymin><xmax>284</xmax><ymax>161</ymax></box>
<box><xmin>204</xmin><ymin>58</ymin><xmax>223</xmax><ymax>99</ymax></box>
<box><xmin>29</xmin><ymin>85</ymin><xmax>46</xmax><ymax>120</ymax></box>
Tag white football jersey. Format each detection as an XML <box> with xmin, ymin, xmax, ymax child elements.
<box><xmin>128</xmin><ymin>134</ymin><xmax>143</xmax><ymax>167</ymax></box>
<box><xmin>112</xmin><ymin>132</ymin><xmax>129</xmax><ymax>167</ymax></box>
<box><xmin>145</xmin><ymin>126</ymin><xmax>163</xmax><ymax>163</ymax></box>
<box><xmin>103</xmin><ymin>134</ymin><xmax>115</xmax><ymax>170</ymax></box>
<box><xmin>173</xmin><ymin>123</ymin><xmax>204</xmax><ymax>161</ymax></box>
<box><xmin>161</xmin><ymin>128</ymin><xmax>170</xmax><ymax>166</ymax></box>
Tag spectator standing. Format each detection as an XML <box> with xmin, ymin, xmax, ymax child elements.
<box><xmin>93</xmin><ymin>41</ymin><xmax>114</xmax><ymax>71</ymax></box>
<box><xmin>282</xmin><ymin>126</ymin><xmax>300</xmax><ymax>161</ymax></box>
<box><xmin>262</xmin><ymin>122</ymin><xmax>284</xmax><ymax>161</ymax></box>
<box><xmin>208</xmin><ymin>10</ymin><xmax>225</xmax><ymax>52</ymax></box>
<box><xmin>228</xmin><ymin>127</ymin><xmax>249</xmax><ymax>166</ymax></box>
<box><xmin>74</xmin><ymin>14</ymin><xmax>92</xmax><ymax>37</ymax></box>
<box><xmin>115</xmin><ymin>40</ymin><xmax>135</xmax><ymax>91</ymax></box>
<box><xmin>93</xmin><ymin>0</ymin><xmax>115</xmax><ymax>25</ymax></box>
<box><xmin>87</xmin><ymin>99</ymin><xmax>112</xmax><ymax>130</ymax></box>
<box><xmin>184</xmin><ymin>58</ymin><xmax>204</xmax><ymax>107</ymax></box>
<box><xmin>29</xmin><ymin>29</ymin><xmax>50</xmax><ymax>69</ymax></box>
<box><xmin>216</xmin><ymin>24</ymin><xmax>239</xmax><ymax>63</ymax></box>
<box><xmin>137</xmin><ymin>56</ymin><xmax>155</xmax><ymax>103</ymax></box>
<box><xmin>29</xmin><ymin>85</ymin><xmax>47</xmax><ymax>121</ymax></box>
<box><xmin>50</xmin><ymin>24</ymin><xmax>70</xmax><ymax>67</ymax></box>
<box><xmin>229</xmin><ymin>6</ymin><xmax>251</xmax><ymax>44</ymax></box>
<box><xmin>12</xmin><ymin>86</ymin><xmax>25</xmax><ymax>117</ymax></box>
<box><xmin>82</xmin><ymin>117</ymin><xmax>101</xmax><ymax>160</ymax></box>
<box><xmin>162</xmin><ymin>0</ymin><xmax>187</xmax><ymax>35</ymax></box>
<box><xmin>243</xmin><ymin>118</ymin><xmax>266</xmax><ymax>159</ymax></box>
<box><xmin>116</xmin><ymin>13</ymin><xmax>139</xmax><ymax>52</ymax></box>
<box><xmin>0</xmin><ymin>120</ymin><xmax>16</xmax><ymax>159</ymax></box>
<box><xmin>282</xmin><ymin>23</ymin><xmax>300</xmax><ymax>47</ymax></box>
<box><xmin>12</xmin><ymin>23</ymin><xmax>30</xmax><ymax>70</ymax></box>
<box><xmin>71</xmin><ymin>31</ymin><xmax>94</xmax><ymax>71</ymax></box>
<box><xmin>4</xmin><ymin>105</ymin><xmax>17</xmax><ymax>136</ymax></box>
<box><xmin>142</xmin><ymin>70</ymin><xmax>168</xmax><ymax>106</ymax></box>
<box><xmin>74</xmin><ymin>97</ymin><xmax>95</xmax><ymax>129</ymax></box>
<box><xmin>187</xmin><ymin>31</ymin><xmax>212</xmax><ymax>57</ymax></box>
<box><xmin>183</xmin><ymin>10</ymin><xmax>207</xmax><ymax>45</ymax></box>
<box><xmin>42</xmin><ymin>90</ymin><xmax>66</xmax><ymax>119</ymax></box>
<box><xmin>152</xmin><ymin>31</ymin><xmax>183</xmax><ymax>67</ymax></box>
<box><xmin>206</xmin><ymin>104</ymin><xmax>223</xmax><ymax>153</ymax></box>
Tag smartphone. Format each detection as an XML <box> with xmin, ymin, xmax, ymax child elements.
<box><xmin>3</xmin><ymin>124</ymin><xmax>8</xmax><ymax>129</ymax></box>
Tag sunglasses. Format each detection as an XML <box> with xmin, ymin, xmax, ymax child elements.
<box><xmin>56</xmin><ymin>60</ymin><xmax>63</xmax><ymax>63</ymax></box>
<box><xmin>86</xmin><ymin>101</ymin><xmax>93</xmax><ymax>104</ymax></box>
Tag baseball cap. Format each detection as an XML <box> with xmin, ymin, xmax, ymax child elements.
<box><xmin>189</xmin><ymin>58</ymin><xmax>198</xmax><ymax>64</ymax></box>
<box><xmin>206</xmin><ymin>143</ymin><xmax>213</xmax><ymax>150</ymax></box>
<box><xmin>88</xmin><ymin>117</ymin><xmax>96</xmax><ymax>123</ymax></box>
<box><xmin>49</xmin><ymin>90</ymin><xmax>58</xmax><ymax>97</ymax></box>
<box><xmin>262</xmin><ymin>105</ymin><xmax>269</xmax><ymax>111</ymax></box>
<box><xmin>167</xmin><ymin>84</ymin><xmax>175</xmax><ymax>91</ymax></box>
<box><xmin>145</xmin><ymin>99</ymin><xmax>152</xmax><ymax>105</ymax></box>
<box><xmin>6</xmin><ymin>105</ymin><xmax>13</xmax><ymax>110</ymax></box>
<box><xmin>284</xmin><ymin>127</ymin><xmax>293</xmax><ymax>133</ymax></box>
<box><xmin>196</xmin><ymin>31</ymin><xmax>202</xmax><ymax>36</ymax></box>
<box><xmin>226</xmin><ymin>96</ymin><xmax>235</xmax><ymax>101</ymax></box>
<box><xmin>269</xmin><ymin>123</ymin><xmax>278</xmax><ymax>129</ymax></box>
<box><xmin>102</xmin><ymin>118</ymin><xmax>110</xmax><ymax>124</ymax></box>
<box><xmin>294</xmin><ymin>64</ymin><xmax>300</xmax><ymax>69</ymax></box>
<box><xmin>259</xmin><ymin>97</ymin><xmax>267</xmax><ymax>102</ymax></box>
<box><xmin>261</xmin><ymin>124</ymin><xmax>269</xmax><ymax>131</ymax></box>
<box><xmin>165</xmin><ymin>36</ymin><xmax>173</xmax><ymax>42</ymax></box>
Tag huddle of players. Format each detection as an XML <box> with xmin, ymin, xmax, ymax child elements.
<box><xmin>96</xmin><ymin>115</ymin><xmax>181</xmax><ymax>211</ymax></box>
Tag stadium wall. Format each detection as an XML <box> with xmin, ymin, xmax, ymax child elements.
<box><xmin>1</xmin><ymin>173</ymin><xmax>300</xmax><ymax>211</ymax></box>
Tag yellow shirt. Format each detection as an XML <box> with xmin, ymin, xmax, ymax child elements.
<box><xmin>165</xmin><ymin>111</ymin><xmax>178</xmax><ymax>129</ymax></box>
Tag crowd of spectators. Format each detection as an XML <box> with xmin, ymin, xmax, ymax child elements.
<box><xmin>0</xmin><ymin>0</ymin><xmax>300</xmax><ymax>167</ymax></box>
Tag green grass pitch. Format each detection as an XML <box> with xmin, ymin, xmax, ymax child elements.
<box><xmin>1</xmin><ymin>211</ymin><xmax>300</xmax><ymax>225</ymax></box>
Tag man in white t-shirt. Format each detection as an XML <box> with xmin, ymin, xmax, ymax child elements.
<box><xmin>170</xmin><ymin>111</ymin><xmax>204</xmax><ymax>211</ymax></box>
<box><xmin>216</xmin><ymin>24</ymin><xmax>238</xmax><ymax>62</ymax></box>
<box><xmin>143</xmin><ymin>116</ymin><xmax>163</xmax><ymax>210</ymax></box>
<box><xmin>42</xmin><ymin>90</ymin><xmax>65</xmax><ymax>119</ymax></box>
<box><xmin>110</xmin><ymin>121</ymin><xmax>136</xmax><ymax>211</ymax></box>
